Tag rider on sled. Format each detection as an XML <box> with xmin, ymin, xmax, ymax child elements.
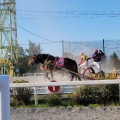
<box><xmin>87</xmin><ymin>49</ymin><xmax>105</xmax><ymax>78</ymax></box>
<box><xmin>78</xmin><ymin>52</ymin><xmax>88</xmax><ymax>73</ymax></box>
<box><xmin>78</xmin><ymin>52</ymin><xmax>95</xmax><ymax>74</ymax></box>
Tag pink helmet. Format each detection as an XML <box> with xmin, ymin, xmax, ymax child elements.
<box><xmin>94</xmin><ymin>49</ymin><xmax>98</xmax><ymax>53</ymax></box>
<box><xmin>80</xmin><ymin>52</ymin><xmax>84</xmax><ymax>56</ymax></box>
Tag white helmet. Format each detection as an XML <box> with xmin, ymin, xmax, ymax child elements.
<box><xmin>80</xmin><ymin>52</ymin><xmax>84</xmax><ymax>56</ymax></box>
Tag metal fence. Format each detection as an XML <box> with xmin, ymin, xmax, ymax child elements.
<box><xmin>62</xmin><ymin>39</ymin><xmax>120</xmax><ymax>70</ymax></box>
<box><xmin>63</xmin><ymin>39</ymin><xmax>120</xmax><ymax>58</ymax></box>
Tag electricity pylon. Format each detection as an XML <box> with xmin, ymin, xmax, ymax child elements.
<box><xmin>0</xmin><ymin>0</ymin><xmax>18</xmax><ymax>77</ymax></box>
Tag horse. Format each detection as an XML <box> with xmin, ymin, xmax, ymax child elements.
<box><xmin>28</xmin><ymin>54</ymin><xmax>54</xmax><ymax>80</ymax></box>
<box><xmin>28</xmin><ymin>54</ymin><xmax>81</xmax><ymax>81</ymax></box>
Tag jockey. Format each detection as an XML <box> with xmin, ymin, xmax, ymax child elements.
<box><xmin>87</xmin><ymin>49</ymin><xmax>104</xmax><ymax>77</ymax></box>
<box><xmin>78</xmin><ymin>52</ymin><xmax>88</xmax><ymax>73</ymax></box>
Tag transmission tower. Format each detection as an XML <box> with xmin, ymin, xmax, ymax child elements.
<box><xmin>0</xmin><ymin>0</ymin><xmax>18</xmax><ymax>76</ymax></box>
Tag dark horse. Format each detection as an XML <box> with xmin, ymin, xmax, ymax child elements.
<box><xmin>28</xmin><ymin>54</ymin><xmax>81</xmax><ymax>81</ymax></box>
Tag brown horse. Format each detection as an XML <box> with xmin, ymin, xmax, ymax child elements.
<box><xmin>28</xmin><ymin>54</ymin><xmax>54</xmax><ymax>80</ymax></box>
<box><xmin>28</xmin><ymin>54</ymin><xmax>81</xmax><ymax>81</ymax></box>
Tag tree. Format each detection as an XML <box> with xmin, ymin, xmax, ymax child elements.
<box><xmin>26</xmin><ymin>40</ymin><xmax>42</xmax><ymax>56</ymax></box>
<box><xmin>18</xmin><ymin>45</ymin><xmax>26</xmax><ymax>57</ymax></box>
<box><xmin>110</xmin><ymin>53</ymin><xmax>119</xmax><ymax>60</ymax></box>
<box><xmin>109</xmin><ymin>52</ymin><xmax>120</xmax><ymax>69</ymax></box>
<box><xmin>15</xmin><ymin>40</ymin><xmax>42</xmax><ymax>75</ymax></box>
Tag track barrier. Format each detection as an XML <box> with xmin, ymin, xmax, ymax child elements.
<box><xmin>10</xmin><ymin>79</ymin><xmax>120</xmax><ymax>106</ymax></box>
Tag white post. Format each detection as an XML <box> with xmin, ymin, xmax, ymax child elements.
<box><xmin>34</xmin><ymin>87</ymin><xmax>38</xmax><ymax>106</ymax></box>
<box><xmin>0</xmin><ymin>75</ymin><xmax>10</xmax><ymax>120</ymax></box>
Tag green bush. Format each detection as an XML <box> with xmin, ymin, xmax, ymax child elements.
<box><xmin>10</xmin><ymin>80</ymin><xmax>33</xmax><ymax>106</ymax></box>
<box><xmin>72</xmin><ymin>85</ymin><xmax>96</xmax><ymax>105</ymax></box>
<box><xmin>72</xmin><ymin>84</ymin><xmax>119</xmax><ymax>106</ymax></box>
<box><xmin>103</xmin><ymin>84</ymin><xmax>119</xmax><ymax>103</ymax></box>
<box><xmin>47</xmin><ymin>93</ymin><xmax>62</xmax><ymax>106</ymax></box>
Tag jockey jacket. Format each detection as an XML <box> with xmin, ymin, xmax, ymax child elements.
<box><xmin>81</xmin><ymin>55</ymin><xmax>87</xmax><ymax>62</ymax></box>
<box><xmin>79</xmin><ymin>54</ymin><xmax>87</xmax><ymax>65</ymax></box>
<box><xmin>91</xmin><ymin>50</ymin><xmax>104</xmax><ymax>62</ymax></box>
<box><xmin>92</xmin><ymin>53</ymin><xmax>101</xmax><ymax>62</ymax></box>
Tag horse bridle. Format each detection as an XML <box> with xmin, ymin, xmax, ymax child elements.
<box><xmin>32</xmin><ymin>54</ymin><xmax>40</xmax><ymax>64</ymax></box>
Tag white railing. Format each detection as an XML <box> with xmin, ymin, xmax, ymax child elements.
<box><xmin>0</xmin><ymin>75</ymin><xmax>10</xmax><ymax>120</ymax></box>
<box><xmin>10</xmin><ymin>79</ymin><xmax>120</xmax><ymax>87</ymax></box>
<box><xmin>10</xmin><ymin>79</ymin><xmax>120</xmax><ymax>106</ymax></box>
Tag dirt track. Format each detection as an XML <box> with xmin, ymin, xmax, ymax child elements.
<box><xmin>10</xmin><ymin>74</ymin><xmax>77</xmax><ymax>83</ymax></box>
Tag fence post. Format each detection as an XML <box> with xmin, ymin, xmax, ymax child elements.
<box><xmin>0</xmin><ymin>75</ymin><xmax>10</xmax><ymax>120</ymax></box>
<box><xmin>34</xmin><ymin>87</ymin><xmax>38</xmax><ymax>106</ymax></box>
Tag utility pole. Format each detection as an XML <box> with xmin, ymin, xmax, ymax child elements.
<box><xmin>0</xmin><ymin>0</ymin><xmax>18</xmax><ymax>76</ymax></box>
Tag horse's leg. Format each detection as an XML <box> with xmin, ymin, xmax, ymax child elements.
<box><xmin>77</xmin><ymin>75</ymin><xmax>81</xmax><ymax>81</ymax></box>
<box><xmin>43</xmin><ymin>71</ymin><xmax>50</xmax><ymax>80</ymax></box>
<box><xmin>46</xmin><ymin>72</ymin><xmax>51</xmax><ymax>80</ymax></box>
<box><xmin>43</xmin><ymin>71</ymin><xmax>47</xmax><ymax>80</ymax></box>
<box><xmin>70</xmin><ymin>73</ymin><xmax>81</xmax><ymax>81</ymax></box>
<box><xmin>40</xmin><ymin>65</ymin><xmax>48</xmax><ymax>80</ymax></box>
<box><xmin>40</xmin><ymin>66</ymin><xmax>51</xmax><ymax>80</ymax></box>
<box><xmin>69</xmin><ymin>73</ymin><xmax>74</xmax><ymax>81</ymax></box>
<box><xmin>50</xmin><ymin>70</ymin><xmax>54</xmax><ymax>80</ymax></box>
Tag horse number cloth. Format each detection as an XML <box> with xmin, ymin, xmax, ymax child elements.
<box><xmin>56</xmin><ymin>58</ymin><xmax>64</xmax><ymax>66</ymax></box>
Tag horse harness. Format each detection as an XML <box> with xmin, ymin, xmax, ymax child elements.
<box><xmin>44</xmin><ymin>55</ymin><xmax>59</xmax><ymax>71</ymax></box>
<box><xmin>33</xmin><ymin>54</ymin><xmax>60</xmax><ymax>71</ymax></box>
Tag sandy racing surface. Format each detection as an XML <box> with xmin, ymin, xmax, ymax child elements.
<box><xmin>10</xmin><ymin>74</ymin><xmax>77</xmax><ymax>83</ymax></box>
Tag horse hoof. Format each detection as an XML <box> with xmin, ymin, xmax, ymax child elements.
<box><xmin>78</xmin><ymin>76</ymin><xmax>81</xmax><ymax>81</ymax></box>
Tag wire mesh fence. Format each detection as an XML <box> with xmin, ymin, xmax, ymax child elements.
<box><xmin>62</xmin><ymin>39</ymin><xmax>120</xmax><ymax>70</ymax></box>
<box><xmin>63</xmin><ymin>39</ymin><xmax>120</xmax><ymax>57</ymax></box>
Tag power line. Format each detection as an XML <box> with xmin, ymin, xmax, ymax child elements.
<box><xmin>19</xmin><ymin>41</ymin><xmax>62</xmax><ymax>46</ymax></box>
<box><xmin>17</xmin><ymin>24</ymin><xmax>56</xmax><ymax>42</ymax></box>
<box><xmin>16</xmin><ymin>10</ymin><xmax>120</xmax><ymax>18</ymax></box>
<box><xmin>16</xmin><ymin>10</ymin><xmax>120</xmax><ymax>13</ymax></box>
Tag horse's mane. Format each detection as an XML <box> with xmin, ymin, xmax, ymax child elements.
<box><xmin>36</xmin><ymin>53</ymin><xmax>57</xmax><ymax>61</ymax></box>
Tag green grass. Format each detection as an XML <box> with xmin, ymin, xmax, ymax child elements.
<box><xmin>10</xmin><ymin>97</ymin><xmax>120</xmax><ymax>108</ymax></box>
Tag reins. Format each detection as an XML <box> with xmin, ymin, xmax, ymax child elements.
<box><xmin>55</xmin><ymin>65</ymin><xmax>93</xmax><ymax>79</ymax></box>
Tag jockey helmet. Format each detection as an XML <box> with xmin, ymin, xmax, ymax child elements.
<box><xmin>94</xmin><ymin>49</ymin><xmax>98</xmax><ymax>53</ymax></box>
<box><xmin>80</xmin><ymin>52</ymin><xmax>84</xmax><ymax>56</ymax></box>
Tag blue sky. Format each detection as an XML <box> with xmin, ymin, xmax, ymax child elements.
<box><xmin>16</xmin><ymin>0</ymin><xmax>120</xmax><ymax>56</ymax></box>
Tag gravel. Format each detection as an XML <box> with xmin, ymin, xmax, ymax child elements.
<box><xmin>11</xmin><ymin>106</ymin><xmax>120</xmax><ymax>120</ymax></box>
